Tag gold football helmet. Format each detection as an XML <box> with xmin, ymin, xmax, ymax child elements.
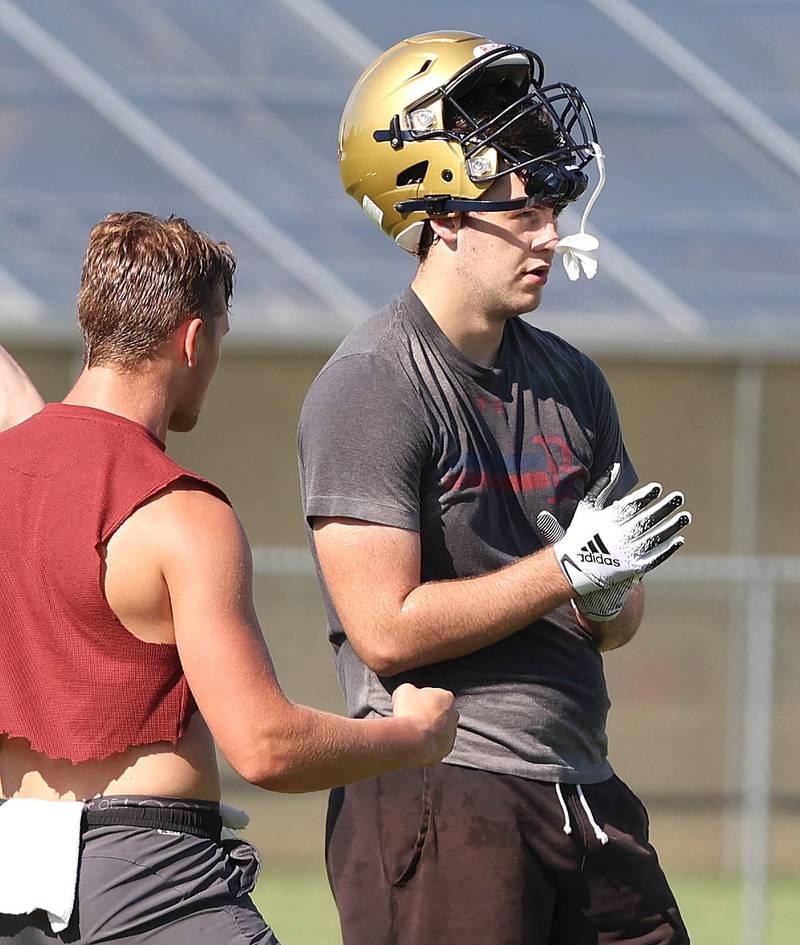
<box><xmin>338</xmin><ymin>31</ymin><xmax>598</xmax><ymax>254</ymax></box>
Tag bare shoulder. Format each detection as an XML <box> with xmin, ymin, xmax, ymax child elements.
<box><xmin>108</xmin><ymin>477</ymin><xmax>249</xmax><ymax>579</ymax></box>
<box><xmin>151</xmin><ymin>478</ymin><xmax>240</xmax><ymax>526</ymax></box>
<box><xmin>143</xmin><ymin>478</ymin><xmax>249</xmax><ymax>562</ymax></box>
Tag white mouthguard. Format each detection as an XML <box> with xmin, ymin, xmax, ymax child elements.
<box><xmin>554</xmin><ymin>142</ymin><xmax>606</xmax><ymax>281</ymax></box>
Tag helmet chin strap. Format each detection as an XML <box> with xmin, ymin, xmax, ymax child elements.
<box><xmin>554</xmin><ymin>142</ymin><xmax>605</xmax><ymax>281</ymax></box>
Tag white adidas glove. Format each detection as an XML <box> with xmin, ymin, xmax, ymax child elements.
<box><xmin>537</xmin><ymin>464</ymin><xmax>691</xmax><ymax>596</ymax></box>
<box><xmin>538</xmin><ymin>462</ymin><xmax>635</xmax><ymax>621</ymax></box>
<box><xmin>537</xmin><ymin>511</ymin><xmax>636</xmax><ymax>622</ymax></box>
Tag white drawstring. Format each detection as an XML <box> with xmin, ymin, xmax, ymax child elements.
<box><xmin>554</xmin><ymin>783</ymin><xmax>572</xmax><ymax>836</ymax></box>
<box><xmin>577</xmin><ymin>785</ymin><xmax>609</xmax><ymax>845</ymax></box>
<box><xmin>555</xmin><ymin>783</ymin><xmax>609</xmax><ymax>845</ymax></box>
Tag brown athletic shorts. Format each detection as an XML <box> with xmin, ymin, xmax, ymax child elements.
<box><xmin>326</xmin><ymin>764</ymin><xmax>690</xmax><ymax>945</ymax></box>
<box><xmin>0</xmin><ymin>796</ymin><xmax>278</xmax><ymax>944</ymax></box>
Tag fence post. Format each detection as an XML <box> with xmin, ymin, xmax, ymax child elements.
<box><xmin>740</xmin><ymin>577</ymin><xmax>776</xmax><ymax>945</ymax></box>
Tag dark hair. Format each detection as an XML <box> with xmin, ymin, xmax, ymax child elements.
<box><xmin>78</xmin><ymin>212</ymin><xmax>236</xmax><ymax>368</ymax></box>
<box><xmin>417</xmin><ymin>91</ymin><xmax>561</xmax><ymax>263</ymax></box>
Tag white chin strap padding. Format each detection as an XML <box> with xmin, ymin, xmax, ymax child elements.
<box><xmin>554</xmin><ymin>142</ymin><xmax>606</xmax><ymax>281</ymax></box>
<box><xmin>396</xmin><ymin>221</ymin><xmax>426</xmax><ymax>255</ymax></box>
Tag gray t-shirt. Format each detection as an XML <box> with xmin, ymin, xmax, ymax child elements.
<box><xmin>298</xmin><ymin>288</ymin><xmax>637</xmax><ymax>783</ymax></box>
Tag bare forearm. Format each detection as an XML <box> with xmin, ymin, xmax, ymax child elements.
<box><xmin>0</xmin><ymin>347</ymin><xmax>44</xmax><ymax>432</ymax></box>
<box><xmin>245</xmin><ymin>706</ymin><xmax>428</xmax><ymax>792</ymax></box>
<box><xmin>374</xmin><ymin>547</ymin><xmax>573</xmax><ymax>674</ymax></box>
<box><xmin>577</xmin><ymin>582</ymin><xmax>646</xmax><ymax>652</ymax></box>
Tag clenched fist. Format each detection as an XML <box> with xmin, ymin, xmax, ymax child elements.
<box><xmin>392</xmin><ymin>683</ymin><xmax>459</xmax><ymax>766</ymax></box>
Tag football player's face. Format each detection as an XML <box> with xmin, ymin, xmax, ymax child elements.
<box><xmin>457</xmin><ymin>173</ymin><xmax>560</xmax><ymax>318</ymax></box>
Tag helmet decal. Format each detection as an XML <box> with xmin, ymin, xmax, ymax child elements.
<box><xmin>361</xmin><ymin>195</ymin><xmax>384</xmax><ymax>228</ymax></box>
<box><xmin>472</xmin><ymin>42</ymin><xmax>505</xmax><ymax>57</ymax></box>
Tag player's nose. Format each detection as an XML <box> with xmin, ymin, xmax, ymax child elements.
<box><xmin>531</xmin><ymin>214</ymin><xmax>559</xmax><ymax>252</ymax></box>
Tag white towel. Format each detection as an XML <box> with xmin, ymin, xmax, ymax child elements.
<box><xmin>219</xmin><ymin>801</ymin><xmax>249</xmax><ymax>830</ymax></box>
<box><xmin>0</xmin><ymin>798</ymin><xmax>85</xmax><ymax>933</ymax></box>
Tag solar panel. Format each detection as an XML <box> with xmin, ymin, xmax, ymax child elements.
<box><xmin>0</xmin><ymin>0</ymin><xmax>797</xmax><ymax>349</ymax></box>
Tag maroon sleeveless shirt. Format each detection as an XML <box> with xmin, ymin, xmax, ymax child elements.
<box><xmin>0</xmin><ymin>403</ymin><xmax>230</xmax><ymax>763</ymax></box>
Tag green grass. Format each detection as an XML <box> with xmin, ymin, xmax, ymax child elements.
<box><xmin>254</xmin><ymin>870</ymin><xmax>800</xmax><ymax>945</ymax></box>
<box><xmin>254</xmin><ymin>870</ymin><xmax>340</xmax><ymax>944</ymax></box>
<box><xmin>671</xmin><ymin>873</ymin><xmax>800</xmax><ymax>945</ymax></box>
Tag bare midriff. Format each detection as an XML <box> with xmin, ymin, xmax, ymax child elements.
<box><xmin>0</xmin><ymin>711</ymin><xmax>220</xmax><ymax>802</ymax></box>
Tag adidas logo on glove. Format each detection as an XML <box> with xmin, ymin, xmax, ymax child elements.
<box><xmin>577</xmin><ymin>534</ymin><xmax>620</xmax><ymax>568</ymax></box>
<box><xmin>537</xmin><ymin>463</ymin><xmax>692</xmax><ymax>596</ymax></box>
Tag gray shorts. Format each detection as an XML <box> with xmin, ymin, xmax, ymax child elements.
<box><xmin>0</xmin><ymin>796</ymin><xmax>278</xmax><ymax>944</ymax></box>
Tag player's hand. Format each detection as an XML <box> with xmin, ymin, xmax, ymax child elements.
<box><xmin>392</xmin><ymin>683</ymin><xmax>458</xmax><ymax>766</ymax></box>
<box><xmin>537</xmin><ymin>465</ymin><xmax>635</xmax><ymax>621</ymax></box>
<box><xmin>537</xmin><ymin>463</ymin><xmax>691</xmax><ymax>595</ymax></box>
<box><xmin>544</xmin><ymin>513</ymin><xmax>637</xmax><ymax>622</ymax></box>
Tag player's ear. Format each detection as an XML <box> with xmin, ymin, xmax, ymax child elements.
<box><xmin>181</xmin><ymin>317</ymin><xmax>205</xmax><ymax>369</ymax></box>
<box><xmin>428</xmin><ymin>213</ymin><xmax>462</xmax><ymax>249</ymax></box>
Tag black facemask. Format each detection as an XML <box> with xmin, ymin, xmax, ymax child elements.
<box><xmin>388</xmin><ymin>44</ymin><xmax>598</xmax><ymax>218</ymax></box>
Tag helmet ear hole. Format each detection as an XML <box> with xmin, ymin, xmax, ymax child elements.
<box><xmin>396</xmin><ymin>161</ymin><xmax>429</xmax><ymax>187</ymax></box>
